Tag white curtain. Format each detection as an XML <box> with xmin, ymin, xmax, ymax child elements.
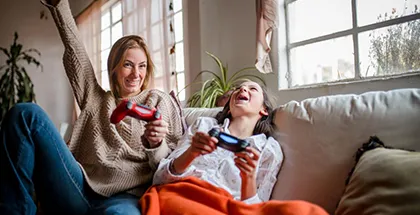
<box><xmin>122</xmin><ymin>0</ymin><xmax>176</xmax><ymax>93</ymax></box>
<box><xmin>256</xmin><ymin>0</ymin><xmax>278</xmax><ymax>74</ymax></box>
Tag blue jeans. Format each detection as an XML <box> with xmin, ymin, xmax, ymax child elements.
<box><xmin>0</xmin><ymin>103</ymin><xmax>141</xmax><ymax>215</ymax></box>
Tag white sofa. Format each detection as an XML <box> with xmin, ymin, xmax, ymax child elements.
<box><xmin>182</xmin><ymin>88</ymin><xmax>420</xmax><ymax>214</ymax></box>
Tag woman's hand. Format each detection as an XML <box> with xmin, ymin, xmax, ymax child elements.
<box><xmin>144</xmin><ymin>119</ymin><xmax>168</xmax><ymax>148</ymax></box>
<box><xmin>187</xmin><ymin>131</ymin><xmax>218</xmax><ymax>158</ymax></box>
<box><xmin>235</xmin><ymin>147</ymin><xmax>260</xmax><ymax>200</ymax></box>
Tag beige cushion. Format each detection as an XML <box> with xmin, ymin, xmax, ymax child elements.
<box><xmin>335</xmin><ymin>147</ymin><xmax>420</xmax><ymax>215</ymax></box>
<box><xmin>182</xmin><ymin>107</ymin><xmax>222</xmax><ymax>126</ymax></box>
<box><xmin>271</xmin><ymin>88</ymin><xmax>420</xmax><ymax>213</ymax></box>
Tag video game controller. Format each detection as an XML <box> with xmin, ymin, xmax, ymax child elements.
<box><xmin>208</xmin><ymin>128</ymin><xmax>250</xmax><ymax>152</ymax></box>
<box><xmin>110</xmin><ymin>100</ymin><xmax>161</xmax><ymax>124</ymax></box>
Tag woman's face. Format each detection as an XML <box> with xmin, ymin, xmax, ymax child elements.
<box><xmin>115</xmin><ymin>48</ymin><xmax>147</xmax><ymax>98</ymax></box>
<box><xmin>229</xmin><ymin>81</ymin><xmax>267</xmax><ymax>118</ymax></box>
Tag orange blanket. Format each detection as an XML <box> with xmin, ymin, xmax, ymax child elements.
<box><xmin>140</xmin><ymin>177</ymin><xmax>328</xmax><ymax>215</ymax></box>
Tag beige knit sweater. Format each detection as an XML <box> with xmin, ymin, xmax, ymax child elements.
<box><xmin>43</xmin><ymin>0</ymin><xmax>184</xmax><ymax>197</ymax></box>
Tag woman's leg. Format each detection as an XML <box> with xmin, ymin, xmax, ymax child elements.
<box><xmin>0</xmin><ymin>103</ymin><xmax>90</xmax><ymax>215</ymax></box>
<box><xmin>89</xmin><ymin>193</ymin><xmax>141</xmax><ymax>215</ymax></box>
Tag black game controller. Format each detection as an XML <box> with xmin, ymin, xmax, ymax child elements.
<box><xmin>208</xmin><ymin>128</ymin><xmax>250</xmax><ymax>152</ymax></box>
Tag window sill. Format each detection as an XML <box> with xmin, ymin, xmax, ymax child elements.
<box><xmin>278</xmin><ymin>71</ymin><xmax>420</xmax><ymax>92</ymax></box>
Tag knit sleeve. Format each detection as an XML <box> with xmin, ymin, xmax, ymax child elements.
<box><xmin>43</xmin><ymin>0</ymin><xmax>104</xmax><ymax>110</ymax></box>
<box><xmin>141</xmin><ymin>89</ymin><xmax>185</xmax><ymax>169</ymax></box>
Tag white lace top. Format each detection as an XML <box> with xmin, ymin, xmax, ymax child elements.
<box><xmin>153</xmin><ymin>117</ymin><xmax>283</xmax><ymax>204</ymax></box>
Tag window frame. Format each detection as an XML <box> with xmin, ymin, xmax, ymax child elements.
<box><xmin>99</xmin><ymin>0</ymin><xmax>123</xmax><ymax>91</ymax></box>
<box><xmin>284</xmin><ymin>0</ymin><xmax>420</xmax><ymax>89</ymax></box>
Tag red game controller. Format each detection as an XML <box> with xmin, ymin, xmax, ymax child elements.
<box><xmin>110</xmin><ymin>100</ymin><xmax>161</xmax><ymax>124</ymax></box>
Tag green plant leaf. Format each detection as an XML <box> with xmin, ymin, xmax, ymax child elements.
<box><xmin>0</xmin><ymin>47</ymin><xmax>10</xmax><ymax>59</ymax></box>
<box><xmin>23</xmin><ymin>48</ymin><xmax>41</xmax><ymax>57</ymax></box>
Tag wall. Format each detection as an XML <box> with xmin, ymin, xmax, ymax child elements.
<box><xmin>0</xmin><ymin>0</ymin><xmax>88</xmax><ymax>129</ymax></box>
<box><xmin>195</xmin><ymin>0</ymin><xmax>420</xmax><ymax>106</ymax></box>
<box><xmin>196</xmin><ymin>0</ymin><xmax>278</xmax><ymax>87</ymax></box>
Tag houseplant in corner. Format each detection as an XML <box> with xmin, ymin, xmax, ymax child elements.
<box><xmin>186</xmin><ymin>51</ymin><xmax>266</xmax><ymax>108</ymax></box>
<box><xmin>0</xmin><ymin>32</ymin><xmax>42</xmax><ymax>123</ymax></box>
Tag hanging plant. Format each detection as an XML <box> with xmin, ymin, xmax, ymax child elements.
<box><xmin>0</xmin><ymin>32</ymin><xmax>42</xmax><ymax>122</ymax></box>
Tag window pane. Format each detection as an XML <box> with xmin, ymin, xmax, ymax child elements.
<box><xmin>174</xmin><ymin>0</ymin><xmax>182</xmax><ymax>13</ymax></box>
<box><xmin>153</xmin><ymin>51</ymin><xmax>163</xmax><ymax>77</ymax></box>
<box><xmin>101</xmin><ymin>49</ymin><xmax>110</xmax><ymax>71</ymax></box>
<box><xmin>151</xmin><ymin>0</ymin><xmax>162</xmax><ymax>24</ymax></box>
<box><xmin>359</xmin><ymin>20</ymin><xmax>420</xmax><ymax>77</ymax></box>
<box><xmin>101</xmin><ymin>70</ymin><xmax>110</xmax><ymax>90</ymax></box>
<box><xmin>111</xmin><ymin>21</ymin><xmax>123</xmax><ymax>44</ymax></box>
<box><xmin>151</xmin><ymin>24</ymin><xmax>163</xmax><ymax>51</ymax></box>
<box><xmin>174</xmin><ymin>12</ymin><xmax>184</xmax><ymax>42</ymax></box>
<box><xmin>288</xmin><ymin>0</ymin><xmax>352</xmax><ymax>43</ymax></box>
<box><xmin>111</xmin><ymin>2</ymin><xmax>122</xmax><ymax>23</ymax></box>
<box><xmin>101</xmin><ymin>28</ymin><xmax>111</xmax><ymax>50</ymax></box>
<box><xmin>101</xmin><ymin>11</ymin><xmax>110</xmax><ymax>30</ymax></box>
<box><xmin>290</xmin><ymin>36</ymin><xmax>355</xmax><ymax>87</ymax></box>
<box><xmin>357</xmin><ymin>0</ymin><xmax>420</xmax><ymax>26</ymax></box>
<box><xmin>176</xmin><ymin>72</ymin><xmax>185</xmax><ymax>101</ymax></box>
<box><xmin>175</xmin><ymin>42</ymin><xmax>185</xmax><ymax>72</ymax></box>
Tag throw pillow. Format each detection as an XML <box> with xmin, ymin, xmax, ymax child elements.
<box><xmin>335</xmin><ymin>136</ymin><xmax>420</xmax><ymax>215</ymax></box>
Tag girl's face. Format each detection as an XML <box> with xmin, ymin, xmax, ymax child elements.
<box><xmin>229</xmin><ymin>81</ymin><xmax>268</xmax><ymax>119</ymax></box>
<box><xmin>115</xmin><ymin>48</ymin><xmax>147</xmax><ymax>98</ymax></box>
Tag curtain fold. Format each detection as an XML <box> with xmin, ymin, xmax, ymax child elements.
<box><xmin>256</xmin><ymin>0</ymin><xmax>278</xmax><ymax>74</ymax></box>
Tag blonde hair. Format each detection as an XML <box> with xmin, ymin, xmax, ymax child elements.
<box><xmin>107</xmin><ymin>35</ymin><xmax>154</xmax><ymax>97</ymax></box>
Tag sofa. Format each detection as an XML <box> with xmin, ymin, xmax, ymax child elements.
<box><xmin>182</xmin><ymin>88</ymin><xmax>420</xmax><ymax>214</ymax></box>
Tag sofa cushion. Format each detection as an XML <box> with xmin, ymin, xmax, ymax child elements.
<box><xmin>182</xmin><ymin>107</ymin><xmax>222</xmax><ymax>126</ymax></box>
<box><xmin>271</xmin><ymin>88</ymin><xmax>420</xmax><ymax>213</ymax></box>
<box><xmin>335</xmin><ymin>137</ymin><xmax>420</xmax><ymax>215</ymax></box>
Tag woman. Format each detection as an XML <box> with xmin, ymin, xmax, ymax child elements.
<box><xmin>0</xmin><ymin>0</ymin><xmax>184</xmax><ymax>214</ymax></box>
<box><xmin>140</xmin><ymin>81</ymin><xmax>328</xmax><ymax>215</ymax></box>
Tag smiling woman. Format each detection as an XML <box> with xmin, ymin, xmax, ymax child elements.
<box><xmin>0</xmin><ymin>0</ymin><xmax>185</xmax><ymax>214</ymax></box>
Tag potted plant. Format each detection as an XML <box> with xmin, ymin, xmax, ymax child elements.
<box><xmin>0</xmin><ymin>32</ymin><xmax>42</xmax><ymax>123</ymax></box>
<box><xmin>186</xmin><ymin>52</ymin><xmax>266</xmax><ymax>108</ymax></box>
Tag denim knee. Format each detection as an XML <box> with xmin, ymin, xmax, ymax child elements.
<box><xmin>102</xmin><ymin>204</ymin><xmax>141</xmax><ymax>215</ymax></box>
<box><xmin>4</xmin><ymin>103</ymin><xmax>43</xmax><ymax>122</ymax></box>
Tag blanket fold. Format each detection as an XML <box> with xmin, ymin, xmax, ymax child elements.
<box><xmin>140</xmin><ymin>177</ymin><xmax>328</xmax><ymax>215</ymax></box>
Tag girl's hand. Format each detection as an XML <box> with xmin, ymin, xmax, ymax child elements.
<box><xmin>188</xmin><ymin>131</ymin><xmax>218</xmax><ymax>158</ymax></box>
<box><xmin>235</xmin><ymin>147</ymin><xmax>260</xmax><ymax>200</ymax></box>
<box><xmin>235</xmin><ymin>147</ymin><xmax>260</xmax><ymax>179</ymax></box>
<box><xmin>144</xmin><ymin>119</ymin><xmax>168</xmax><ymax>148</ymax></box>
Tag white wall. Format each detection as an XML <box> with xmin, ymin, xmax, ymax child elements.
<box><xmin>0</xmin><ymin>0</ymin><xmax>83</xmax><ymax>128</ymax></box>
<box><xmin>196</xmin><ymin>0</ymin><xmax>276</xmax><ymax>86</ymax></box>
<box><xmin>193</xmin><ymin>0</ymin><xmax>420</xmax><ymax>106</ymax></box>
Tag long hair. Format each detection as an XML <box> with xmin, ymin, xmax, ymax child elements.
<box><xmin>107</xmin><ymin>35</ymin><xmax>154</xmax><ymax>97</ymax></box>
<box><xmin>215</xmin><ymin>85</ymin><xmax>276</xmax><ymax>137</ymax></box>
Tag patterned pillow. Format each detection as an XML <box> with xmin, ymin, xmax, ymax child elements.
<box><xmin>335</xmin><ymin>136</ymin><xmax>420</xmax><ymax>215</ymax></box>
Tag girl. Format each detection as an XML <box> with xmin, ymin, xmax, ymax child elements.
<box><xmin>140</xmin><ymin>81</ymin><xmax>328</xmax><ymax>215</ymax></box>
<box><xmin>153</xmin><ymin>81</ymin><xmax>282</xmax><ymax>203</ymax></box>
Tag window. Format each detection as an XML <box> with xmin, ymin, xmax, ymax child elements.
<box><xmin>284</xmin><ymin>0</ymin><xmax>420</xmax><ymax>88</ymax></box>
<box><xmin>147</xmin><ymin>0</ymin><xmax>185</xmax><ymax>101</ymax></box>
<box><xmin>169</xmin><ymin>0</ymin><xmax>186</xmax><ymax>101</ymax></box>
<box><xmin>100</xmin><ymin>1</ymin><xmax>123</xmax><ymax>91</ymax></box>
